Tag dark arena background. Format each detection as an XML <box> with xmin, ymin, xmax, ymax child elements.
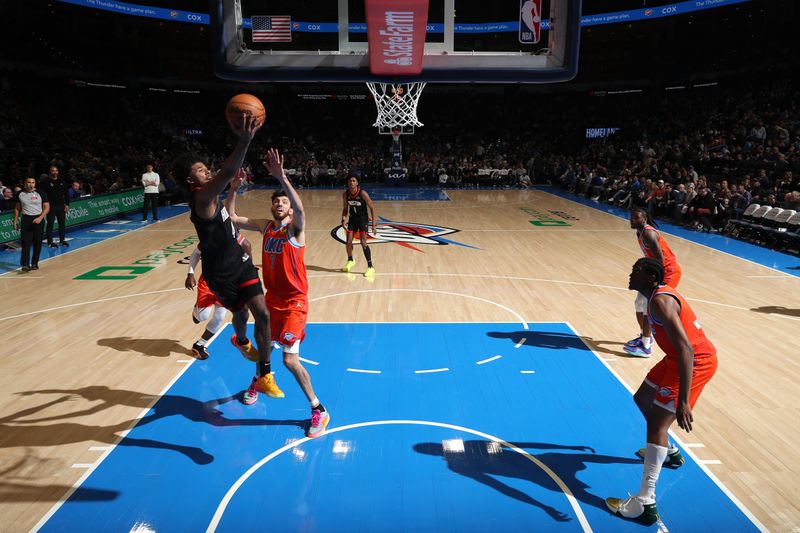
<box><xmin>0</xmin><ymin>1</ymin><xmax>798</xmax><ymax>532</ymax></box>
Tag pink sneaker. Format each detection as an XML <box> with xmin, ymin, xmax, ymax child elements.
<box><xmin>242</xmin><ymin>377</ymin><xmax>258</xmax><ymax>405</ymax></box>
<box><xmin>307</xmin><ymin>409</ymin><xmax>330</xmax><ymax>438</ymax></box>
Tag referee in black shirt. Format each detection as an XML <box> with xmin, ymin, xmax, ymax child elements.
<box><xmin>39</xmin><ymin>165</ymin><xmax>70</xmax><ymax>247</ymax></box>
<box><xmin>13</xmin><ymin>177</ymin><xmax>50</xmax><ymax>272</ymax></box>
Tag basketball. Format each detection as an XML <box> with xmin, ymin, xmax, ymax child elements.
<box><xmin>225</xmin><ymin>93</ymin><xmax>266</xmax><ymax>129</ymax></box>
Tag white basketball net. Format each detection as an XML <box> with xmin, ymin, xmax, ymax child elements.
<box><xmin>366</xmin><ymin>82</ymin><xmax>426</xmax><ymax>128</ymax></box>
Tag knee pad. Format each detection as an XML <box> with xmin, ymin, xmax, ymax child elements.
<box><xmin>193</xmin><ymin>305</ymin><xmax>212</xmax><ymax>323</ymax></box>
<box><xmin>206</xmin><ymin>305</ymin><xmax>227</xmax><ymax>334</ymax></box>
<box><xmin>634</xmin><ymin>292</ymin><xmax>648</xmax><ymax>313</ymax></box>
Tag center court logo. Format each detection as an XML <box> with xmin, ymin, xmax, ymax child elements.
<box><xmin>330</xmin><ymin>216</ymin><xmax>477</xmax><ymax>252</ymax></box>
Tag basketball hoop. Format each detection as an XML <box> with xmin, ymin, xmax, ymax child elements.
<box><xmin>366</xmin><ymin>82</ymin><xmax>426</xmax><ymax>129</ymax></box>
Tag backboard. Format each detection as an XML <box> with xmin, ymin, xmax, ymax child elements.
<box><xmin>210</xmin><ymin>0</ymin><xmax>582</xmax><ymax>83</ymax></box>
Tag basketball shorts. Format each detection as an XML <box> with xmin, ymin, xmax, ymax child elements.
<box><xmin>196</xmin><ymin>275</ymin><xmax>222</xmax><ymax>310</ymax></box>
<box><xmin>205</xmin><ymin>263</ymin><xmax>263</xmax><ymax>312</ymax></box>
<box><xmin>267</xmin><ymin>297</ymin><xmax>308</xmax><ymax>354</ymax></box>
<box><xmin>347</xmin><ymin>216</ymin><xmax>369</xmax><ymax>233</ymax></box>
<box><xmin>644</xmin><ymin>354</ymin><xmax>717</xmax><ymax>412</ymax></box>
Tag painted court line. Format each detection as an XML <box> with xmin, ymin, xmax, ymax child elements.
<box><xmin>299</xmin><ymin>357</ymin><xmax>319</xmax><ymax>365</ymax></box>
<box><xmin>0</xmin><ymin>288</ymin><xmax>184</xmax><ymax>322</ymax></box>
<box><xmin>176</xmin><ymin>359</ymin><xmax>193</xmax><ymax>363</ymax></box>
<box><xmin>476</xmin><ymin>355</ymin><xmax>502</xmax><ymax>365</ymax></box>
<box><xmin>520</xmin><ymin>370</ymin><xmax>536</xmax><ymax>374</ymax></box>
<box><xmin>310</xmin><ymin>288</ymin><xmax>529</xmax><ymax>330</ymax></box>
<box><xmin>205</xmin><ymin>420</ymin><xmax>592</xmax><ymax>533</ymax></box>
<box><xmin>346</xmin><ymin>368</ymin><xmax>381</xmax><ymax>374</ymax></box>
<box><xmin>414</xmin><ymin>368</ymin><xmax>449</xmax><ymax>374</ymax></box>
<box><xmin>88</xmin><ymin>446</ymin><xmax>110</xmax><ymax>451</ymax></box>
<box><xmin>70</xmin><ymin>464</ymin><xmax>94</xmax><ymax>469</ymax></box>
<box><xmin>514</xmin><ymin>338</ymin><xmax>527</xmax><ymax>348</ymax></box>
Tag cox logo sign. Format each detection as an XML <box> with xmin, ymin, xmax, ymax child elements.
<box><xmin>308</xmin><ymin>24</ymin><xmax>320</xmax><ymax>30</ymax></box>
<box><xmin>121</xmin><ymin>195</ymin><xmax>140</xmax><ymax>207</ymax></box>
<box><xmin>187</xmin><ymin>14</ymin><xmax>203</xmax><ymax>22</ymax></box>
<box><xmin>661</xmin><ymin>6</ymin><xmax>677</xmax><ymax>14</ymax></box>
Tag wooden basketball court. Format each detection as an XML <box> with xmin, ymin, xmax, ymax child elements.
<box><xmin>1</xmin><ymin>187</ymin><xmax>797</xmax><ymax>531</ymax></box>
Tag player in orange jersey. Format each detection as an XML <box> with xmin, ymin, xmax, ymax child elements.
<box><xmin>606</xmin><ymin>257</ymin><xmax>718</xmax><ymax>525</ymax></box>
<box><xmin>624</xmin><ymin>207</ymin><xmax>683</xmax><ymax>357</ymax></box>
<box><xmin>225</xmin><ymin>149</ymin><xmax>329</xmax><ymax>438</ymax></box>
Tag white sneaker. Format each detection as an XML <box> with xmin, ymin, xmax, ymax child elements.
<box><xmin>605</xmin><ymin>494</ymin><xmax>659</xmax><ymax>525</ymax></box>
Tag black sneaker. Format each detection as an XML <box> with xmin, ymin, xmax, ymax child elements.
<box><xmin>48</xmin><ymin>242</ymin><xmax>57</xmax><ymax>248</ymax></box>
<box><xmin>61</xmin><ymin>241</ymin><xmax>70</xmax><ymax>247</ymax></box>
<box><xmin>31</xmin><ymin>264</ymin><xmax>39</xmax><ymax>270</ymax></box>
<box><xmin>191</xmin><ymin>342</ymin><xmax>209</xmax><ymax>360</ymax></box>
<box><xmin>192</xmin><ymin>314</ymin><xmax>200</xmax><ymax>324</ymax></box>
<box><xmin>21</xmin><ymin>266</ymin><xmax>31</xmax><ymax>272</ymax></box>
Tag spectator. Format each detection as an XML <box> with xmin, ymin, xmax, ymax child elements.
<box><xmin>141</xmin><ymin>164</ymin><xmax>160</xmax><ymax>222</ymax></box>
<box><xmin>68</xmin><ymin>181</ymin><xmax>83</xmax><ymax>199</ymax></box>
<box><xmin>38</xmin><ymin>165</ymin><xmax>71</xmax><ymax>248</ymax></box>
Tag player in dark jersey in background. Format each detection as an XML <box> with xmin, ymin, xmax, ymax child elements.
<box><xmin>341</xmin><ymin>176</ymin><xmax>376</xmax><ymax>278</ymax></box>
<box><xmin>175</xmin><ymin>114</ymin><xmax>283</xmax><ymax>400</ymax></box>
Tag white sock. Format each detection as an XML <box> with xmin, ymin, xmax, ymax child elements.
<box><xmin>642</xmin><ymin>336</ymin><xmax>653</xmax><ymax>348</ymax></box>
<box><xmin>310</xmin><ymin>397</ymin><xmax>320</xmax><ymax>409</ymax></box>
<box><xmin>638</xmin><ymin>443</ymin><xmax>668</xmax><ymax>503</ymax></box>
<box><xmin>194</xmin><ymin>338</ymin><xmax>206</xmax><ymax>346</ymax></box>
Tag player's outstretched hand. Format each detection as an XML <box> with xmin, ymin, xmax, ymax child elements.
<box><xmin>231</xmin><ymin>168</ymin><xmax>247</xmax><ymax>191</ymax></box>
<box><xmin>263</xmin><ymin>148</ymin><xmax>285</xmax><ymax>179</ymax></box>
<box><xmin>232</xmin><ymin>112</ymin><xmax>261</xmax><ymax>141</ymax></box>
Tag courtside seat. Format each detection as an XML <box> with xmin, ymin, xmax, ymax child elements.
<box><xmin>729</xmin><ymin>204</ymin><xmax>768</xmax><ymax>239</ymax></box>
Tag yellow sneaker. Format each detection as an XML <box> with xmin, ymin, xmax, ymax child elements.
<box><xmin>255</xmin><ymin>373</ymin><xmax>285</xmax><ymax>398</ymax></box>
<box><xmin>231</xmin><ymin>335</ymin><xmax>259</xmax><ymax>362</ymax></box>
<box><xmin>342</xmin><ymin>259</ymin><xmax>355</xmax><ymax>272</ymax></box>
<box><xmin>364</xmin><ymin>266</ymin><xmax>375</xmax><ymax>279</ymax></box>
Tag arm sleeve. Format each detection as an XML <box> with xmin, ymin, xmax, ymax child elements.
<box><xmin>187</xmin><ymin>247</ymin><xmax>201</xmax><ymax>274</ymax></box>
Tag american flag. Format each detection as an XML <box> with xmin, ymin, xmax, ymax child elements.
<box><xmin>252</xmin><ymin>15</ymin><xmax>292</xmax><ymax>42</ymax></box>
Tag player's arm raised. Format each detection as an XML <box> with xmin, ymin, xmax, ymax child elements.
<box><xmin>650</xmin><ymin>294</ymin><xmax>695</xmax><ymax>432</ymax></box>
<box><xmin>196</xmin><ymin>114</ymin><xmax>260</xmax><ymax>207</ymax></box>
<box><xmin>362</xmin><ymin>190</ymin><xmax>377</xmax><ymax>235</ymax></box>
<box><xmin>265</xmin><ymin>148</ymin><xmax>305</xmax><ymax>240</ymax></box>
<box><xmin>224</xmin><ymin>170</ymin><xmax>268</xmax><ymax>233</ymax></box>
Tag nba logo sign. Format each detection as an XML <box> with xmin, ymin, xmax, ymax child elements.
<box><xmin>519</xmin><ymin>0</ymin><xmax>542</xmax><ymax>44</ymax></box>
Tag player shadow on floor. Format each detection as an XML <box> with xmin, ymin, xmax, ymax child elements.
<box><xmin>750</xmin><ymin>305</ymin><xmax>800</xmax><ymax>317</ymax></box>
<box><xmin>306</xmin><ymin>264</ymin><xmax>346</xmax><ymax>273</ymax></box>
<box><xmin>0</xmin><ymin>453</ymin><xmax>120</xmax><ymax>503</ymax></box>
<box><xmin>414</xmin><ymin>440</ymin><xmax>640</xmax><ymax>520</ymax></box>
<box><xmin>487</xmin><ymin>330</ymin><xmax>630</xmax><ymax>357</ymax></box>
<box><xmin>4</xmin><ymin>386</ymin><xmax>306</xmax><ymax>465</ymax></box>
<box><xmin>97</xmin><ymin>337</ymin><xmax>193</xmax><ymax>358</ymax></box>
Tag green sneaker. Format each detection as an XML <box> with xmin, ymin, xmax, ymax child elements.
<box><xmin>342</xmin><ymin>259</ymin><xmax>355</xmax><ymax>273</ymax></box>
<box><xmin>635</xmin><ymin>447</ymin><xmax>685</xmax><ymax>468</ymax></box>
<box><xmin>364</xmin><ymin>266</ymin><xmax>375</xmax><ymax>279</ymax></box>
<box><xmin>605</xmin><ymin>495</ymin><xmax>659</xmax><ymax>525</ymax></box>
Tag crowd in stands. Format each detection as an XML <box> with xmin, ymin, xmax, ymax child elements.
<box><xmin>1</xmin><ymin>72</ymin><xmax>798</xmax><ymax>252</ymax></box>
